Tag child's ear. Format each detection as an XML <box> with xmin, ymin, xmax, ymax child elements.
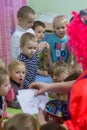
<box><xmin>18</xmin><ymin>17</ymin><xmax>22</xmax><ymax>22</ymax></box>
<box><xmin>8</xmin><ymin>70</ymin><xmax>12</xmax><ymax>77</ymax></box>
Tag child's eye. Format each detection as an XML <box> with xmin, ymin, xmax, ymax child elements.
<box><xmin>16</xmin><ymin>71</ymin><xmax>20</xmax><ymax>74</ymax></box>
<box><xmin>28</xmin><ymin>47</ymin><xmax>31</xmax><ymax>49</ymax></box>
<box><xmin>22</xmin><ymin>72</ymin><xmax>26</xmax><ymax>74</ymax></box>
<box><xmin>62</xmin><ymin>27</ymin><xmax>65</xmax><ymax>29</ymax></box>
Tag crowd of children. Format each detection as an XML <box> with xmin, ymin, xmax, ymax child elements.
<box><xmin>1</xmin><ymin>3</ymin><xmax>87</xmax><ymax>130</ymax></box>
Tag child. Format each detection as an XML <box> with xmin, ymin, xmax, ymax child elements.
<box><xmin>51</xmin><ymin>61</ymin><xmax>70</xmax><ymax>82</ymax></box>
<box><xmin>7</xmin><ymin>60</ymin><xmax>26</xmax><ymax>109</ymax></box>
<box><xmin>11</xmin><ymin>6</ymin><xmax>35</xmax><ymax>60</ymax></box>
<box><xmin>0</xmin><ymin>67</ymin><xmax>14</xmax><ymax>128</ymax></box>
<box><xmin>0</xmin><ymin>59</ymin><xmax>14</xmax><ymax>119</ymax></box>
<box><xmin>32</xmin><ymin>20</ymin><xmax>53</xmax><ymax>83</ymax></box>
<box><xmin>40</xmin><ymin>122</ymin><xmax>67</xmax><ymax>130</ymax></box>
<box><xmin>18</xmin><ymin>32</ymin><xmax>39</xmax><ymax>88</ymax></box>
<box><xmin>3</xmin><ymin>113</ymin><xmax>37</xmax><ymax>130</ymax></box>
<box><xmin>46</xmin><ymin>15</ymin><xmax>72</xmax><ymax>66</ymax></box>
<box><xmin>48</xmin><ymin>61</ymin><xmax>70</xmax><ymax>100</ymax></box>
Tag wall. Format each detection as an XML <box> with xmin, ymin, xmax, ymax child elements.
<box><xmin>27</xmin><ymin>0</ymin><xmax>87</xmax><ymax>15</ymax></box>
<box><xmin>27</xmin><ymin>0</ymin><xmax>87</xmax><ymax>30</ymax></box>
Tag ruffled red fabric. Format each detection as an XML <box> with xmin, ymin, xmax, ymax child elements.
<box><xmin>67</xmin><ymin>11</ymin><xmax>87</xmax><ymax>69</ymax></box>
<box><xmin>64</xmin><ymin>70</ymin><xmax>87</xmax><ymax>130</ymax></box>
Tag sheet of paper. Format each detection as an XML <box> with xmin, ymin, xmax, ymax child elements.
<box><xmin>17</xmin><ymin>89</ymin><xmax>49</xmax><ymax>114</ymax></box>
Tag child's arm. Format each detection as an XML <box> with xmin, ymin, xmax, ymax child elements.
<box><xmin>37</xmin><ymin>69</ymin><xmax>49</xmax><ymax>76</ymax></box>
<box><xmin>46</xmin><ymin>46</ymin><xmax>54</xmax><ymax>68</ymax></box>
<box><xmin>37</xmin><ymin>42</ymin><xmax>50</xmax><ymax>52</ymax></box>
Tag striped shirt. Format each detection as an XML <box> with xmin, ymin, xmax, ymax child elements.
<box><xmin>18</xmin><ymin>52</ymin><xmax>39</xmax><ymax>89</ymax></box>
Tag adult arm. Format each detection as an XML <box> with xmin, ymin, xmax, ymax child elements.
<box><xmin>30</xmin><ymin>80</ymin><xmax>75</xmax><ymax>96</ymax></box>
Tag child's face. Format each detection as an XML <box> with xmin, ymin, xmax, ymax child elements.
<box><xmin>34</xmin><ymin>26</ymin><xmax>45</xmax><ymax>42</ymax></box>
<box><xmin>54</xmin><ymin>21</ymin><xmax>66</xmax><ymax>39</ymax></box>
<box><xmin>10</xmin><ymin>65</ymin><xmax>26</xmax><ymax>84</ymax></box>
<box><xmin>19</xmin><ymin>13</ymin><xmax>35</xmax><ymax>30</ymax></box>
<box><xmin>20</xmin><ymin>40</ymin><xmax>37</xmax><ymax>58</ymax></box>
<box><xmin>58</xmin><ymin>72</ymin><xmax>69</xmax><ymax>82</ymax></box>
<box><xmin>0</xmin><ymin>75</ymin><xmax>11</xmax><ymax>96</ymax></box>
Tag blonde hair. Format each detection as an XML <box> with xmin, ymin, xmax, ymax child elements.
<box><xmin>3</xmin><ymin>113</ymin><xmax>37</xmax><ymax>130</ymax></box>
<box><xmin>20</xmin><ymin>32</ymin><xmax>37</xmax><ymax>47</ymax></box>
<box><xmin>0</xmin><ymin>58</ymin><xmax>5</xmax><ymax>68</ymax></box>
<box><xmin>0</xmin><ymin>67</ymin><xmax>9</xmax><ymax>86</ymax></box>
<box><xmin>54</xmin><ymin>62</ymin><xmax>70</xmax><ymax>76</ymax></box>
<box><xmin>17</xmin><ymin>6</ymin><xmax>35</xmax><ymax>19</ymax></box>
<box><xmin>53</xmin><ymin>15</ymin><xmax>68</xmax><ymax>29</ymax></box>
<box><xmin>8</xmin><ymin>60</ymin><xmax>26</xmax><ymax>73</ymax></box>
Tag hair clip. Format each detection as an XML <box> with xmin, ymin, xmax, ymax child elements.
<box><xmin>80</xmin><ymin>9</ymin><xmax>87</xmax><ymax>25</ymax></box>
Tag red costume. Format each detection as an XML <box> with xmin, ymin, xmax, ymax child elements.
<box><xmin>64</xmin><ymin>70</ymin><xmax>87</xmax><ymax>130</ymax></box>
<box><xmin>64</xmin><ymin>9</ymin><xmax>87</xmax><ymax>130</ymax></box>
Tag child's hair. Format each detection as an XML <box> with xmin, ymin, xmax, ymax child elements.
<box><xmin>20</xmin><ymin>32</ymin><xmax>36</xmax><ymax>47</ymax></box>
<box><xmin>0</xmin><ymin>58</ymin><xmax>5</xmax><ymax>68</ymax></box>
<box><xmin>40</xmin><ymin>122</ymin><xmax>67</xmax><ymax>130</ymax></box>
<box><xmin>32</xmin><ymin>21</ymin><xmax>45</xmax><ymax>30</ymax></box>
<box><xmin>8</xmin><ymin>60</ymin><xmax>26</xmax><ymax>72</ymax></box>
<box><xmin>0</xmin><ymin>67</ymin><xmax>8</xmax><ymax>86</ymax></box>
<box><xmin>53</xmin><ymin>15</ymin><xmax>68</xmax><ymax>29</ymax></box>
<box><xmin>17</xmin><ymin>6</ymin><xmax>35</xmax><ymax>19</ymax></box>
<box><xmin>52</xmin><ymin>62</ymin><xmax>70</xmax><ymax>81</ymax></box>
<box><xmin>3</xmin><ymin>113</ymin><xmax>37</xmax><ymax>130</ymax></box>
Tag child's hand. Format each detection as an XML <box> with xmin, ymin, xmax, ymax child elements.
<box><xmin>42</xmin><ymin>70</ymin><xmax>49</xmax><ymax>76</ymax></box>
<box><xmin>38</xmin><ymin>69</ymin><xmax>49</xmax><ymax>76</ymax></box>
<box><xmin>37</xmin><ymin>44</ymin><xmax>44</xmax><ymax>52</ymax></box>
<box><xmin>42</xmin><ymin>42</ymin><xmax>50</xmax><ymax>49</ymax></box>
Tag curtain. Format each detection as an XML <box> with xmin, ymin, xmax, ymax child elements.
<box><xmin>0</xmin><ymin>0</ymin><xmax>27</xmax><ymax>67</ymax></box>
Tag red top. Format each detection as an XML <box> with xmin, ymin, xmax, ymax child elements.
<box><xmin>64</xmin><ymin>70</ymin><xmax>87</xmax><ymax>130</ymax></box>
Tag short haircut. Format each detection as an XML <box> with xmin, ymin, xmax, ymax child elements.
<box><xmin>20</xmin><ymin>32</ymin><xmax>36</xmax><ymax>46</ymax></box>
<box><xmin>3</xmin><ymin>113</ymin><xmax>37</xmax><ymax>130</ymax></box>
<box><xmin>53</xmin><ymin>61</ymin><xmax>70</xmax><ymax>77</ymax></box>
<box><xmin>32</xmin><ymin>20</ymin><xmax>45</xmax><ymax>30</ymax></box>
<box><xmin>53</xmin><ymin>15</ymin><xmax>68</xmax><ymax>29</ymax></box>
<box><xmin>8</xmin><ymin>60</ymin><xmax>26</xmax><ymax>72</ymax></box>
<box><xmin>17</xmin><ymin>6</ymin><xmax>35</xmax><ymax>19</ymax></box>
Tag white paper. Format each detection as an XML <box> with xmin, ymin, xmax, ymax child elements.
<box><xmin>17</xmin><ymin>89</ymin><xmax>49</xmax><ymax>114</ymax></box>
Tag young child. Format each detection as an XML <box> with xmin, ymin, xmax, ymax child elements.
<box><xmin>7</xmin><ymin>60</ymin><xmax>26</xmax><ymax>109</ymax></box>
<box><xmin>0</xmin><ymin>67</ymin><xmax>14</xmax><ymax>128</ymax></box>
<box><xmin>40</xmin><ymin>122</ymin><xmax>67</xmax><ymax>130</ymax></box>
<box><xmin>0</xmin><ymin>59</ymin><xmax>14</xmax><ymax>119</ymax></box>
<box><xmin>32</xmin><ymin>20</ymin><xmax>53</xmax><ymax>83</ymax></box>
<box><xmin>52</xmin><ymin>62</ymin><xmax>70</xmax><ymax>82</ymax></box>
<box><xmin>18</xmin><ymin>32</ymin><xmax>39</xmax><ymax>89</ymax></box>
<box><xmin>11</xmin><ymin>6</ymin><xmax>35</xmax><ymax>60</ymax></box>
<box><xmin>46</xmin><ymin>15</ymin><xmax>72</xmax><ymax>66</ymax></box>
<box><xmin>3</xmin><ymin>113</ymin><xmax>37</xmax><ymax>130</ymax></box>
<box><xmin>48</xmin><ymin>61</ymin><xmax>70</xmax><ymax>100</ymax></box>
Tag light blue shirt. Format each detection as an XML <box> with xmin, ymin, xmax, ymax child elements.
<box><xmin>47</xmin><ymin>33</ymin><xmax>69</xmax><ymax>62</ymax></box>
